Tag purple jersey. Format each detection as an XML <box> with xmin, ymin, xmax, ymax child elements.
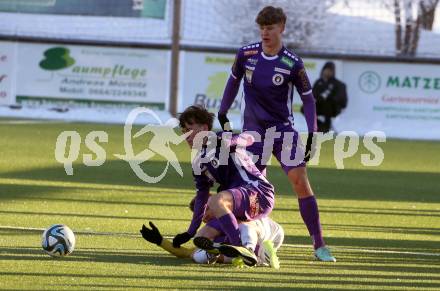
<box><xmin>187</xmin><ymin>133</ymin><xmax>275</xmax><ymax>235</ymax></box>
<box><xmin>220</xmin><ymin>42</ymin><xmax>316</xmax><ymax>132</ymax></box>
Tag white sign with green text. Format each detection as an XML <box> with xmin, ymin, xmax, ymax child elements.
<box><xmin>0</xmin><ymin>41</ymin><xmax>16</xmax><ymax>105</ymax></box>
<box><xmin>335</xmin><ymin>61</ymin><xmax>440</xmax><ymax>139</ymax></box>
<box><xmin>16</xmin><ymin>43</ymin><xmax>170</xmax><ymax>109</ymax></box>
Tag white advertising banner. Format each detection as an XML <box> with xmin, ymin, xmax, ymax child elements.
<box><xmin>16</xmin><ymin>43</ymin><xmax>170</xmax><ymax>109</ymax></box>
<box><xmin>334</xmin><ymin>61</ymin><xmax>440</xmax><ymax>139</ymax></box>
<box><xmin>179</xmin><ymin>50</ymin><xmax>341</xmax><ymax>131</ymax></box>
<box><xmin>0</xmin><ymin>41</ymin><xmax>16</xmax><ymax>105</ymax></box>
<box><xmin>179</xmin><ymin>51</ymin><xmax>243</xmax><ymax>121</ymax></box>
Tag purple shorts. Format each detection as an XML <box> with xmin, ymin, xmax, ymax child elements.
<box><xmin>226</xmin><ymin>184</ymin><xmax>274</xmax><ymax>221</ymax></box>
<box><xmin>245</xmin><ymin>123</ymin><xmax>306</xmax><ymax>174</ymax></box>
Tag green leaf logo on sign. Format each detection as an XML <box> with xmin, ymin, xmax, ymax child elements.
<box><xmin>39</xmin><ymin>47</ymin><xmax>75</xmax><ymax>71</ymax></box>
<box><xmin>359</xmin><ymin>71</ymin><xmax>381</xmax><ymax>94</ymax></box>
<box><xmin>207</xmin><ymin>72</ymin><xmax>228</xmax><ymax>98</ymax></box>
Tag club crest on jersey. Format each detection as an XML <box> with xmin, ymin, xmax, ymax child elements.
<box><xmin>245</xmin><ymin>69</ymin><xmax>253</xmax><ymax>83</ymax></box>
<box><xmin>272</xmin><ymin>73</ymin><xmax>284</xmax><ymax>86</ymax></box>
<box><xmin>281</xmin><ymin>56</ymin><xmax>294</xmax><ymax>68</ymax></box>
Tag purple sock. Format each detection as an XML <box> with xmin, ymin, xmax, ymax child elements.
<box><xmin>298</xmin><ymin>195</ymin><xmax>325</xmax><ymax>249</ymax></box>
<box><xmin>218</xmin><ymin>213</ymin><xmax>241</xmax><ymax>246</ymax></box>
<box><xmin>214</xmin><ymin>235</ymin><xmax>226</xmax><ymax>244</ymax></box>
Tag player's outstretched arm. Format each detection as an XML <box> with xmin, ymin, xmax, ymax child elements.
<box><xmin>294</xmin><ymin>61</ymin><xmax>317</xmax><ymax>162</ymax></box>
<box><xmin>218</xmin><ymin>49</ymin><xmax>244</xmax><ymax>131</ymax></box>
<box><xmin>140</xmin><ymin>221</ymin><xmax>163</xmax><ymax>245</ymax></box>
<box><xmin>183</xmin><ymin>180</ymin><xmax>211</xmax><ymax>242</ymax></box>
<box><xmin>172</xmin><ymin>232</ymin><xmax>192</xmax><ymax>248</ymax></box>
<box><xmin>301</xmin><ymin>93</ymin><xmax>317</xmax><ymax>162</ymax></box>
<box><xmin>219</xmin><ymin>75</ymin><xmax>241</xmax><ymax>117</ymax></box>
<box><xmin>140</xmin><ymin>221</ymin><xmax>195</xmax><ymax>259</ymax></box>
<box><xmin>162</xmin><ymin>238</ymin><xmax>196</xmax><ymax>259</ymax></box>
<box><xmin>218</xmin><ymin>76</ymin><xmax>240</xmax><ymax>131</ymax></box>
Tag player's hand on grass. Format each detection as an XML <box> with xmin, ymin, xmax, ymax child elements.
<box><xmin>173</xmin><ymin>232</ymin><xmax>192</xmax><ymax>248</ymax></box>
<box><xmin>140</xmin><ymin>221</ymin><xmax>163</xmax><ymax>246</ymax></box>
<box><xmin>304</xmin><ymin>132</ymin><xmax>314</xmax><ymax>163</ymax></box>
<box><xmin>218</xmin><ymin>113</ymin><xmax>232</xmax><ymax>132</ymax></box>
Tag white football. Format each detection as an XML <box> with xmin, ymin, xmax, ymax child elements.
<box><xmin>42</xmin><ymin>224</ymin><xmax>75</xmax><ymax>257</ymax></box>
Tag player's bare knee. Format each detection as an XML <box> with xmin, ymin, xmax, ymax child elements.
<box><xmin>288</xmin><ymin>169</ymin><xmax>313</xmax><ymax>197</ymax></box>
<box><xmin>207</xmin><ymin>194</ymin><xmax>220</xmax><ymax>210</ymax></box>
<box><xmin>287</xmin><ymin>170</ymin><xmax>303</xmax><ymax>187</ymax></box>
<box><xmin>209</xmin><ymin>191</ymin><xmax>234</xmax><ymax>212</ymax></box>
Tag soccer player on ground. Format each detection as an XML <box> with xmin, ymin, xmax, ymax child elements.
<box><xmin>193</xmin><ymin>194</ymin><xmax>284</xmax><ymax>268</ymax></box>
<box><xmin>171</xmin><ymin>105</ymin><xmax>276</xmax><ymax>266</ymax></box>
<box><xmin>217</xmin><ymin>6</ymin><xmax>335</xmax><ymax>262</ymax></box>
<box><xmin>140</xmin><ymin>214</ymin><xmax>284</xmax><ymax>268</ymax></box>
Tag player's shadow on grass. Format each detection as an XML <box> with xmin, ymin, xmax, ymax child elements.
<box><xmin>0</xmin><ymin>245</ymin><xmax>192</xmax><ymax>266</ymax></box>
<box><xmin>2</xmin><ymin>247</ymin><xmax>439</xmax><ymax>290</ymax></box>
<box><xmin>291</xmin><ymin>260</ymin><xmax>440</xmax><ymax>282</ymax></box>
<box><xmin>279</xmin><ymin>221</ymin><xmax>440</xmax><ymax>236</ymax></box>
<box><xmin>4</xmin><ymin>265</ymin><xmax>439</xmax><ymax>291</ymax></box>
<box><xmin>283</xmin><ymin>234</ymin><xmax>440</xmax><ymax>253</ymax></box>
<box><xmin>275</xmin><ymin>204</ymin><xmax>440</xmax><ymax>218</ymax></box>
<box><xmin>282</xmin><ymin>250</ymin><xmax>440</xmax><ymax>269</ymax></box>
<box><xmin>1</xmin><ymin>159</ymin><xmax>439</xmax><ymax>203</ymax></box>
<box><xmin>48</xmin><ymin>284</ymin><xmax>222</xmax><ymax>290</ymax></box>
<box><xmin>0</xmin><ymin>209</ymin><xmax>189</xmax><ymax>222</ymax></box>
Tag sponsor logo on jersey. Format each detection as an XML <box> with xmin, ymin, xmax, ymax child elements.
<box><xmin>246</xmin><ymin>69</ymin><xmax>254</xmax><ymax>83</ymax></box>
<box><xmin>281</xmin><ymin>56</ymin><xmax>294</xmax><ymax>68</ymax></box>
<box><xmin>247</xmin><ymin>58</ymin><xmax>258</xmax><ymax>65</ymax></box>
<box><xmin>272</xmin><ymin>73</ymin><xmax>284</xmax><ymax>86</ymax></box>
<box><xmin>244</xmin><ymin>50</ymin><xmax>259</xmax><ymax>56</ymax></box>
<box><xmin>245</xmin><ymin>65</ymin><xmax>255</xmax><ymax>71</ymax></box>
<box><xmin>274</xmin><ymin>67</ymin><xmax>291</xmax><ymax>75</ymax></box>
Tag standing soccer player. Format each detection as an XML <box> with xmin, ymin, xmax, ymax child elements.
<box><xmin>218</xmin><ymin>6</ymin><xmax>335</xmax><ymax>262</ymax></box>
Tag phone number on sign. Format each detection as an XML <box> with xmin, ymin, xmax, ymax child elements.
<box><xmin>88</xmin><ymin>88</ymin><xmax>147</xmax><ymax>97</ymax></box>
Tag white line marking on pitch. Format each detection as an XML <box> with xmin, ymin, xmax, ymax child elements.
<box><xmin>2</xmin><ymin>225</ymin><xmax>439</xmax><ymax>257</ymax></box>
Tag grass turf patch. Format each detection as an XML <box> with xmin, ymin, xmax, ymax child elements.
<box><xmin>0</xmin><ymin>121</ymin><xmax>439</xmax><ymax>290</ymax></box>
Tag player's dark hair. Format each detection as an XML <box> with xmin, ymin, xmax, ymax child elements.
<box><xmin>255</xmin><ymin>6</ymin><xmax>286</xmax><ymax>26</ymax></box>
<box><xmin>178</xmin><ymin>105</ymin><xmax>215</xmax><ymax>130</ymax></box>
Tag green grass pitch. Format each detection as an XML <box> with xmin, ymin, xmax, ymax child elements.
<box><xmin>0</xmin><ymin>119</ymin><xmax>439</xmax><ymax>290</ymax></box>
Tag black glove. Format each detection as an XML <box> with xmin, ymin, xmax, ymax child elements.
<box><xmin>172</xmin><ymin>232</ymin><xmax>192</xmax><ymax>248</ymax></box>
<box><xmin>140</xmin><ymin>221</ymin><xmax>163</xmax><ymax>246</ymax></box>
<box><xmin>304</xmin><ymin>132</ymin><xmax>314</xmax><ymax>163</ymax></box>
<box><xmin>218</xmin><ymin>113</ymin><xmax>231</xmax><ymax>132</ymax></box>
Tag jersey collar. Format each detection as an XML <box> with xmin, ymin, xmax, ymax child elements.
<box><xmin>261</xmin><ymin>51</ymin><xmax>278</xmax><ymax>60</ymax></box>
<box><xmin>260</xmin><ymin>45</ymin><xmax>285</xmax><ymax>60</ymax></box>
